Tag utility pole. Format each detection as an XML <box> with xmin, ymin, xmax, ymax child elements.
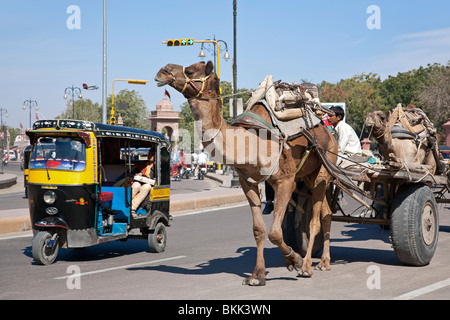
<box><xmin>102</xmin><ymin>0</ymin><xmax>107</xmax><ymax>124</ymax></box>
<box><xmin>230</xmin><ymin>0</ymin><xmax>240</xmax><ymax>187</ymax></box>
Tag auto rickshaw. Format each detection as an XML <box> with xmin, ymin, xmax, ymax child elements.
<box><xmin>26</xmin><ymin>119</ymin><xmax>171</xmax><ymax>265</ymax></box>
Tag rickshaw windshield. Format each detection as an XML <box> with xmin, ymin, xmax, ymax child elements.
<box><xmin>30</xmin><ymin>136</ymin><xmax>86</xmax><ymax>171</ymax></box>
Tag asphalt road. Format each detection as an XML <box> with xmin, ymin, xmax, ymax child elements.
<box><xmin>1</xmin><ymin>200</ymin><xmax>450</xmax><ymax>301</ymax></box>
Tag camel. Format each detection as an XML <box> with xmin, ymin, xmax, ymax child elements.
<box><xmin>155</xmin><ymin>61</ymin><xmax>338</xmax><ymax>285</ymax></box>
<box><xmin>365</xmin><ymin>106</ymin><xmax>440</xmax><ymax>174</ymax></box>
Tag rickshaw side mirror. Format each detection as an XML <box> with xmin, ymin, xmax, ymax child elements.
<box><xmin>77</xmin><ymin>131</ymin><xmax>92</xmax><ymax>148</ymax></box>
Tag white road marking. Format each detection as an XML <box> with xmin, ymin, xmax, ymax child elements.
<box><xmin>393</xmin><ymin>278</ymin><xmax>450</xmax><ymax>300</ymax></box>
<box><xmin>54</xmin><ymin>255</ymin><xmax>186</xmax><ymax>280</ymax></box>
<box><xmin>175</xmin><ymin>203</ymin><xmax>248</xmax><ymax>217</ymax></box>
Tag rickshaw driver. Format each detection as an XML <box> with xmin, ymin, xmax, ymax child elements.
<box><xmin>131</xmin><ymin>148</ymin><xmax>156</xmax><ymax>217</ymax></box>
<box><xmin>54</xmin><ymin>137</ymin><xmax>81</xmax><ymax>159</ymax></box>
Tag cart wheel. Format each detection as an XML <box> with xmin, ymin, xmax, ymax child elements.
<box><xmin>32</xmin><ymin>231</ymin><xmax>59</xmax><ymax>265</ymax></box>
<box><xmin>390</xmin><ymin>184</ymin><xmax>439</xmax><ymax>266</ymax></box>
<box><xmin>148</xmin><ymin>222</ymin><xmax>167</xmax><ymax>253</ymax></box>
<box><xmin>282</xmin><ymin>184</ymin><xmax>324</xmax><ymax>257</ymax></box>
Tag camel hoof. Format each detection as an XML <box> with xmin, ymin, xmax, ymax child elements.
<box><xmin>284</xmin><ymin>251</ymin><xmax>302</xmax><ymax>272</ymax></box>
<box><xmin>298</xmin><ymin>270</ymin><xmax>312</xmax><ymax>278</ymax></box>
<box><xmin>315</xmin><ymin>265</ymin><xmax>326</xmax><ymax>271</ymax></box>
<box><xmin>242</xmin><ymin>277</ymin><xmax>266</xmax><ymax>286</ymax></box>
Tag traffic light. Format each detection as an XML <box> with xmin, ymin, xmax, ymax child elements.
<box><xmin>166</xmin><ymin>38</ymin><xmax>194</xmax><ymax>46</ymax></box>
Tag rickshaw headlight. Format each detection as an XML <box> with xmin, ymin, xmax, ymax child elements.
<box><xmin>43</xmin><ymin>191</ymin><xmax>57</xmax><ymax>205</ymax></box>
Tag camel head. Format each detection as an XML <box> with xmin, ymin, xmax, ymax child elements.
<box><xmin>365</xmin><ymin>110</ymin><xmax>387</xmax><ymax>132</ymax></box>
<box><xmin>155</xmin><ymin>61</ymin><xmax>220</xmax><ymax>99</ymax></box>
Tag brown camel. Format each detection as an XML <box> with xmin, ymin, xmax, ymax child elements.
<box><xmin>365</xmin><ymin>108</ymin><xmax>439</xmax><ymax>174</ymax></box>
<box><xmin>155</xmin><ymin>61</ymin><xmax>338</xmax><ymax>285</ymax></box>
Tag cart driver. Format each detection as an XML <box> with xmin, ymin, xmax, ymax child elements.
<box><xmin>131</xmin><ymin>148</ymin><xmax>156</xmax><ymax>217</ymax></box>
<box><xmin>328</xmin><ymin>106</ymin><xmax>362</xmax><ymax>166</ymax></box>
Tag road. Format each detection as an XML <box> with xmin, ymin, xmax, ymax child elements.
<box><xmin>1</xmin><ymin>199</ymin><xmax>450</xmax><ymax>301</ymax></box>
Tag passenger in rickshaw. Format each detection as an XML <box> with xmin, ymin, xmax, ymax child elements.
<box><xmin>131</xmin><ymin>148</ymin><xmax>155</xmax><ymax>217</ymax></box>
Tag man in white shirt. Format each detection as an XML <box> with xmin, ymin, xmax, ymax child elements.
<box><xmin>194</xmin><ymin>149</ymin><xmax>208</xmax><ymax>178</ymax></box>
<box><xmin>329</xmin><ymin>106</ymin><xmax>362</xmax><ymax>165</ymax></box>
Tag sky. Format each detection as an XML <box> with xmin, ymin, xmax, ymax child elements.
<box><xmin>1</xmin><ymin>0</ymin><xmax>449</xmax><ymax>130</ymax></box>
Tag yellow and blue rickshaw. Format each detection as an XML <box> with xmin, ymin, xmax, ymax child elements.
<box><xmin>26</xmin><ymin>119</ymin><xmax>171</xmax><ymax>265</ymax></box>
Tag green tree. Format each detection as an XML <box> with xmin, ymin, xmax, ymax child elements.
<box><xmin>319</xmin><ymin>73</ymin><xmax>385</xmax><ymax>136</ymax></box>
<box><xmin>378</xmin><ymin>66</ymin><xmax>431</xmax><ymax>108</ymax></box>
<box><xmin>107</xmin><ymin>89</ymin><xmax>149</xmax><ymax>129</ymax></box>
<box><xmin>56</xmin><ymin>98</ymin><xmax>102</xmax><ymax>122</ymax></box>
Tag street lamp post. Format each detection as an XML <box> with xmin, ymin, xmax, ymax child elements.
<box><xmin>0</xmin><ymin>108</ymin><xmax>8</xmax><ymax>172</ymax></box>
<box><xmin>110</xmin><ymin>79</ymin><xmax>149</xmax><ymax>125</ymax></box>
<box><xmin>22</xmin><ymin>99</ymin><xmax>38</xmax><ymax>129</ymax></box>
<box><xmin>64</xmin><ymin>85</ymin><xmax>83</xmax><ymax>119</ymax></box>
<box><xmin>197</xmin><ymin>38</ymin><xmax>231</xmax><ymax>78</ymax></box>
<box><xmin>162</xmin><ymin>38</ymin><xmax>230</xmax><ymax>81</ymax></box>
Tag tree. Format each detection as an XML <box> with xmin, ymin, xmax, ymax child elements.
<box><xmin>56</xmin><ymin>99</ymin><xmax>102</xmax><ymax>122</ymax></box>
<box><xmin>107</xmin><ymin>89</ymin><xmax>149</xmax><ymax>129</ymax></box>
<box><xmin>319</xmin><ymin>73</ymin><xmax>385</xmax><ymax>137</ymax></box>
<box><xmin>379</xmin><ymin>66</ymin><xmax>431</xmax><ymax>108</ymax></box>
<box><xmin>418</xmin><ymin>62</ymin><xmax>450</xmax><ymax>133</ymax></box>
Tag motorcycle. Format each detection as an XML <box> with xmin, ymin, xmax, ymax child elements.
<box><xmin>198</xmin><ymin>163</ymin><xmax>207</xmax><ymax>180</ymax></box>
<box><xmin>185</xmin><ymin>163</ymin><xmax>192</xmax><ymax>179</ymax></box>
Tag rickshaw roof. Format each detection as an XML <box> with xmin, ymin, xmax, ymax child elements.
<box><xmin>28</xmin><ymin>119</ymin><xmax>170</xmax><ymax>148</ymax></box>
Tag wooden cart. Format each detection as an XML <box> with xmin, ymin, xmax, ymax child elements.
<box><xmin>283</xmin><ymin>153</ymin><xmax>450</xmax><ymax>267</ymax></box>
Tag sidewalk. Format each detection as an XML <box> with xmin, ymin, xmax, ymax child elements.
<box><xmin>0</xmin><ymin>171</ymin><xmax>247</xmax><ymax>235</ymax></box>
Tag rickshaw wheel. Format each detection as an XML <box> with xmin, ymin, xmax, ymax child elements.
<box><xmin>32</xmin><ymin>231</ymin><xmax>59</xmax><ymax>265</ymax></box>
<box><xmin>148</xmin><ymin>222</ymin><xmax>167</xmax><ymax>253</ymax></box>
<box><xmin>390</xmin><ymin>184</ymin><xmax>439</xmax><ymax>266</ymax></box>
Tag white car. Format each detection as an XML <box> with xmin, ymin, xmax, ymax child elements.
<box><xmin>3</xmin><ymin>150</ymin><xmax>16</xmax><ymax>160</ymax></box>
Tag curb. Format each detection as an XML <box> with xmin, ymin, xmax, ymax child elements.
<box><xmin>0</xmin><ymin>216</ymin><xmax>32</xmax><ymax>235</ymax></box>
<box><xmin>0</xmin><ymin>193</ymin><xmax>247</xmax><ymax>235</ymax></box>
<box><xmin>0</xmin><ymin>174</ymin><xmax>17</xmax><ymax>189</ymax></box>
<box><xmin>170</xmin><ymin>193</ymin><xmax>247</xmax><ymax>214</ymax></box>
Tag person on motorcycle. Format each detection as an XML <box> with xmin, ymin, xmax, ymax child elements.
<box><xmin>131</xmin><ymin>148</ymin><xmax>155</xmax><ymax>217</ymax></box>
<box><xmin>2</xmin><ymin>152</ymin><xmax>9</xmax><ymax>166</ymax></box>
<box><xmin>195</xmin><ymin>149</ymin><xmax>208</xmax><ymax>179</ymax></box>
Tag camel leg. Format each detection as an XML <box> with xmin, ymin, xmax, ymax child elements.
<box><xmin>316</xmin><ymin>195</ymin><xmax>332</xmax><ymax>271</ymax></box>
<box><xmin>268</xmin><ymin>178</ymin><xmax>303</xmax><ymax>272</ymax></box>
<box><xmin>300</xmin><ymin>173</ymin><xmax>330</xmax><ymax>277</ymax></box>
<box><xmin>239</xmin><ymin>175</ymin><xmax>267</xmax><ymax>286</ymax></box>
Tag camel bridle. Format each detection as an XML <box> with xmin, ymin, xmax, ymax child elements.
<box><xmin>181</xmin><ymin>67</ymin><xmax>212</xmax><ymax>98</ymax></box>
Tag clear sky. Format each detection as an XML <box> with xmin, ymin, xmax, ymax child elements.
<box><xmin>1</xmin><ymin>0</ymin><xmax>449</xmax><ymax>129</ymax></box>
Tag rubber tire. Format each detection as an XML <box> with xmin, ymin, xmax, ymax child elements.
<box><xmin>390</xmin><ymin>184</ymin><xmax>439</xmax><ymax>266</ymax></box>
<box><xmin>282</xmin><ymin>185</ymin><xmax>324</xmax><ymax>258</ymax></box>
<box><xmin>32</xmin><ymin>231</ymin><xmax>59</xmax><ymax>265</ymax></box>
<box><xmin>148</xmin><ymin>222</ymin><xmax>167</xmax><ymax>253</ymax></box>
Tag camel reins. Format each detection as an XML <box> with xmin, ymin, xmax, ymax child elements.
<box><xmin>181</xmin><ymin>67</ymin><xmax>212</xmax><ymax>97</ymax></box>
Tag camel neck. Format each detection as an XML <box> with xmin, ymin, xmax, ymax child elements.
<box><xmin>189</xmin><ymin>98</ymin><xmax>228</xmax><ymax>141</ymax></box>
